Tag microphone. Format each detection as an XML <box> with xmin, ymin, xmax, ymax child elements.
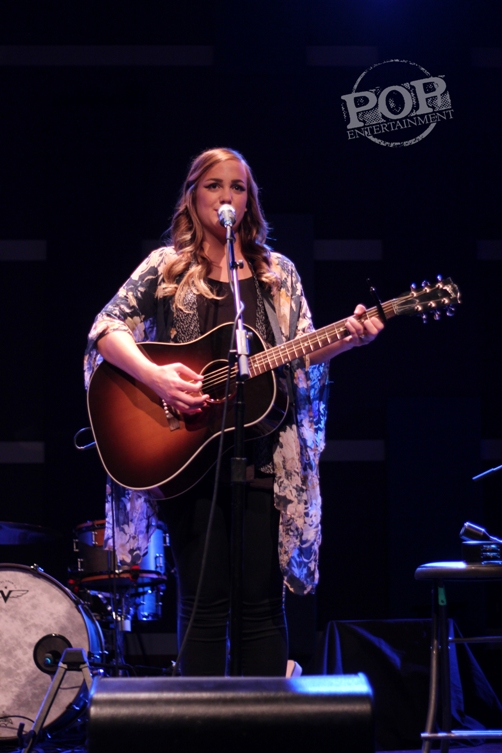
<box><xmin>218</xmin><ymin>204</ymin><xmax>236</xmax><ymax>228</ymax></box>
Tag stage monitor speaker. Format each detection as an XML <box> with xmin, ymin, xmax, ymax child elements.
<box><xmin>88</xmin><ymin>674</ymin><xmax>374</xmax><ymax>753</ymax></box>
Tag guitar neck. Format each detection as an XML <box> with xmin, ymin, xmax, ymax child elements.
<box><xmin>249</xmin><ymin>299</ymin><xmax>398</xmax><ymax>377</ymax></box>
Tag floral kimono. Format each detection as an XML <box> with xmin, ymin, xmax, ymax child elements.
<box><xmin>84</xmin><ymin>247</ymin><xmax>329</xmax><ymax>595</ymax></box>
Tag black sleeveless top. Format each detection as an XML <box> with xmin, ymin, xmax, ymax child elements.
<box><xmin>197</xmin><ymin>277</ymin><xmax>257</xmax><ymax>334</ymax></box>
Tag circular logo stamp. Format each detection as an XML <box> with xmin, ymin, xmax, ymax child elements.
<box><xmin>341</xmin><ymin>59</ymin><xmax>453</xmax><ymax>147</ymax></box>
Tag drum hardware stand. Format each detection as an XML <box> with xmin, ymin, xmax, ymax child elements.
<box><xmin>18</xmin><ymin>648</ymin><xmax>93</xmax><ymax>753</ymax></box>
<box><xmin>81</xmin><ymin>586</ymin><xmax>131</xmax><ymax>674</ymax></box>
<box><xmin>109</xmin><ymin>593</ymin><xmax>131</xmax><ymax>676</ymax></box>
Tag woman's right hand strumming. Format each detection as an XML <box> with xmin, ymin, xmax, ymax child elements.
<box><xmin>97</xmin><ymin>330</ymin><xmax>209</xmax><ymax>414</ymax></box>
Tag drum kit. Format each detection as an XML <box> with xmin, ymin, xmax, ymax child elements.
<box><xmin>69</xmin><ymin>519</ymin><xmax>169</xmax><ymax>627</ymax></box>
<box><xmin>0</xmin><ymin>519</ymin><xmax>171</xmax><ymax>746</ymax></box>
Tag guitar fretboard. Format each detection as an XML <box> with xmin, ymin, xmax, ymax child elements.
<box><xmin>248</xmin><ymin>299</ymin><xmax>398</xmax><ymax>377</ymax></box>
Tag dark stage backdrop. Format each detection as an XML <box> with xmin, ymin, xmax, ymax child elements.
<box><xmin>1</xmin><ymin>0</ymin><xmax>502</xmax><ymax>677</ymax></box>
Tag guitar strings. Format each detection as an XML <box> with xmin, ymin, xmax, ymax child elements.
<box><xmin>198</xmin><ymin>286</ymin><xmax>454</xmax><ymax>393</ymax></box>
<box><xmin>199</xmin><ymin>302</ymin><xmax>398</xmax><ymax>394</ymax></box>
<box><xmin>187</xmin><ymin>287</ymin><xmax>453</xmax><ymax>395</ymax></box>
<box><xmin>198</xmin><ymin>301</ymin><xmax>406</xmax><ymax>391</ymax></box>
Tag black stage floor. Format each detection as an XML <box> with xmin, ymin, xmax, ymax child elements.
<box><xmin>384</xmin><ymin>748</ymin><xmax>502</xmax><ymax>753</ymax></box>
<box><xmin>4</xmin><ymin>739</ymin><xmax>502</xmax><ymax>753</ymax></box>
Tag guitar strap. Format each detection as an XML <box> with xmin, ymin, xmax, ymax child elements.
<box><xmin>261</xmin><ymin>289</ymin><xmax>296</xmax><ymax>409</ymax></box>
<box><xmin>261</xmin><ymin>289</ymin><xmax>284</xmax><ymax>347</ymax></box>
<box><xmin>156</xmin><ymin>292</ymin><xmax>175</xmax><ymax>343</ymax></box>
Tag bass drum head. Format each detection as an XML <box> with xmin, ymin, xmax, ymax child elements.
<box><xmin>0</xmin><ymin>564</ymin><xmax>103</xmax><ymax>741</ymax></box>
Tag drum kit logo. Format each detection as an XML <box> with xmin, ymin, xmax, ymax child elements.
<box><xmin>0</xmin><ymin>580</ymin><xmax>28</xmax><ymax>603</ymax></box>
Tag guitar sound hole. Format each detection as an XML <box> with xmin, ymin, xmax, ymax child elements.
<box><xmin>202</xmin><ymin>359</ymin><xmax>236</xmax><ymax>403</ymax></box>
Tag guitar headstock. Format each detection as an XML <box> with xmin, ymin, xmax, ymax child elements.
<box><xmin>394</xmin><ymin>276</ymin><xmax>461</xmax><ymax>321</ymax></box>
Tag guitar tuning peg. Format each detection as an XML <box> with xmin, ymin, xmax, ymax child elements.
<box><xmin>422</xmin><ymin>313</ymin><xmax>428</xmax><ymax>323</ymax></box>
<box><xmin>436</xmin><ymin>274</ymin><xmax>443</xmax><ymax>283</ymax></box>
<box><xmin>447</xmin><ymin>306</ymin><xmax>456</xmax><ymax>317</ymax></box>
<box><xmin>422</xmin><ymin>280</ymin><xmax>430</xmax><ymax>289</ymax></box>
<box><xmin>434</xmin><ymin>310</ymin><xmax>441</xmax><ymax>321</ymax></box>
<box><xmin>410</xmin><ymin>283</ymin><xmax>417</xmax><ymax>291</ymax></box>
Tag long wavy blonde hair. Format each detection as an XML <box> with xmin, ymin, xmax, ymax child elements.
<box><xmin>161</xmin><ymin>147</ymin><xmax>279</xmax><ymax>309</ymax></box>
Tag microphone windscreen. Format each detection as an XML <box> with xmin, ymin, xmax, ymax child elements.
<box><xmin>218</xmin><ymin>204</ymin><xmax>236</xmax><ymax>227</ymax></box>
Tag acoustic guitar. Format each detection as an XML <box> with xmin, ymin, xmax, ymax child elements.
<box><xmin>87</xmin><ymin>277</ymin><xmax>460</xmax><ymax>498</ymax></box>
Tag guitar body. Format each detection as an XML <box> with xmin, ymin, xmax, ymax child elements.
<box><xmin>87</xmin><ymin>324</ymin><xmax>289</xmax><ymax>498</ymax></box>
<box><xmin>87</xmin><ymin>277</ymin><xmax>461</xmax><ymax>499</ymax></box>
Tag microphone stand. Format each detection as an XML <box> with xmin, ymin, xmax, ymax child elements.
<box><xmin>223</xmin><ymin>216</ymin><xmax>250</xmax><ymax>676</ymax></box>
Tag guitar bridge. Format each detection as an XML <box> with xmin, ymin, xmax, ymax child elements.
<box><xmin>162</xmin><ymin>400</ymin><xmax>181</xmax><ymax>431</ymax></box>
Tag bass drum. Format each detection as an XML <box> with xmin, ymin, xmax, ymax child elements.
<box><xmin>0</xmin><ymin>563</ymin><xmax>104</xmax><ymax>742</ymax></box>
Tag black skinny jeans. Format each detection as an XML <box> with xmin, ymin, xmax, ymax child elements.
<box><xmin>160</xmin><ymin>476</ymin><xmax>288</xmax><ymax>676</ymax></box>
